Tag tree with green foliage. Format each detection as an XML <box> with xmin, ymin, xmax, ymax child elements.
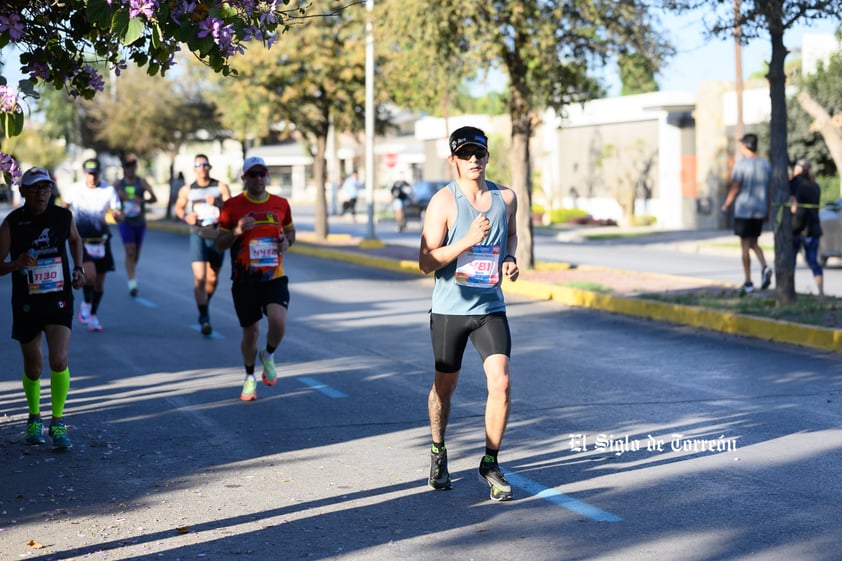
<box><xmin>619</xmin><ymin>53</ymin><xmax>660</xmax><ymax>96</ymax></box>
<box><xmin>378</xmin><ymin>0</ymin><xmax>671</xmax><ymax>269</ymax></box>
<box><xmin>0</xmin><ymin>0</ymin><xmax>306</xmax><ymax>183</ymax></box>
<box><xmin>207</xmin><ymin>2</ymin><xmax>382</xmax><ymax>240</ymax></box>
<box><xmin>796</xmin><ymin>39</ymin><xmax>842</xmax><ymax>193</ymax></box>
<box><xmin>375</xmin><ymin>2</ymin><xmax>480</xmax><ymax>123</ymax></box>
<box><xmin>84</xmin><ymin>67</ymin><xmax>183</xmax><ymax>158</ymax></box>
<box><xmin>667</xmin><ymin>0</ymin><xmax>842</xmax><ymax>304</ymax></box>
<box><xmin>82</xmin><ymin>63</ymin><xmax>223</xmax><ymax>181</ymax></box>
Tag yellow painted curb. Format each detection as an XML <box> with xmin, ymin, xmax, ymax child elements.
<box><xmin>502</xmin><ymin>279</ymin><xmax>842</xmax><ymax>353</ymax></box>
<box><xmin>290</xmin><ymin>243</ymin><xmax>421</xmax><ymax>276</ymax></box>
<box><xmin>358</xmin><ymin>238</ymin><xmax>386</xmax><ymax>249</ymax></box>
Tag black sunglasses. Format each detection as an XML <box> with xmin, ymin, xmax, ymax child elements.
<box><xmin>454</xmin><ymin>148</ymin><xmax>488</xmax><ymax>160</ymax></box>
<box><xmin>247</xmin><ymin>169</ymin><xmax>268</xmax><ymax>178</ymax></box>
<box><xmin>194</xmin><ymin>162</ymin><xmax>211</xmax><ymax>168</ymax></box>
<box><xmin>25</xmin><ymin>182</ymin><xmax>53</xmax><ymax>191</ymax></box>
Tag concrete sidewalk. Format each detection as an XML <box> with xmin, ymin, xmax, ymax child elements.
<box><xmin>150</xmin><ymin>218</ymin><xmax>841</xmax><ymax>353</ymax></box>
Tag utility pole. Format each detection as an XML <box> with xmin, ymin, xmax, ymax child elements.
<box><xmin>734</xmin><ymin>0</ymin><xmax>744</xmax><ymax>160</ymax></box>
<box><xmin>363</xmin><ymin>0</ymin><xmax>379</xmax><ymax>244</ymax></box>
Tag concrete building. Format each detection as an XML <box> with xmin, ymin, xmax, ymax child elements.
<box><xmin>539</xmin><ymin>91</ymin><xmax>696</xmax><ymax>228</ymax></box>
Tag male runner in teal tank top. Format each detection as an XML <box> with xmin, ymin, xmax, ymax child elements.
<box><xmin>419</xmin><ymin>125</ymin><xmax>520</xmax><ymax>501</ymax></box>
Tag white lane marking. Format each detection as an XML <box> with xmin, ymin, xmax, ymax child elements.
<box><xmin>189</xmin><ymin>325</ymin><xmax>225</xmax><ymax>339</ymax></box>
<box><xmin>504</xmin><ymin>471</ymin><xmax>623</xmax><ymax>522</ymax></box>
<box><xmin>131</xmin><ymin>296</ymin><xmax>158</xmax><ymax>308</ymax></box>
<box><xmin>296</xmin><ymin>376</ymin><xmax>348</xmax><ymax>398</ymax></box>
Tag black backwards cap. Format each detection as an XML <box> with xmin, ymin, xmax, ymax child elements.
<box><xmin>449</xmin><ymin>126</ymin><xmax>488</xmax><ymax>154</ymax></box>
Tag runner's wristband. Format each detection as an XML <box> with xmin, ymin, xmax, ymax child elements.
<box><xmin>503</xmin><ymin>254</ymin><xmax>517</xmax><ymax>264</ymax></box>
<box><xmin>73</xmin><ymin>266</ymin><xmax>84</xmax><ymax>273</ymax></box>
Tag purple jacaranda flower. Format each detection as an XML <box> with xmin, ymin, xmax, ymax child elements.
<box><xmin>0</xmin><ymin>85</ymin><xmax>19</xmax><ymax>114</ymax></box>
<box><xmin>242</xmin><ymin>25</ymin><xmax>262</xmax><ymax>42</ymax></box>
<box><xmin>198</xmin><ymin>17</ymin><xmax>224</xmax><ymax>40</ymax></box>
<box><xmin>80</xmin><ymin>66</ymin><xmax>106</xmax><ymax>93</ymax></box>
<box><xmin>112</xmin><ymin>59</ymin><xmax>128</xmax><ymax>76</ymax></box>
<box><xmin>129</xmin><ymin>0</ymin><xmax>158</xmax><ymax>19</ymax></box>
<box><xmin>22</xmin><ymin>61</ymin><xmax>50</xmax><ymax>81</ymax></box>
<box><xmin>259</xmin><ymin>3</ymin><xmax>278</xmax><ymax>27</ymax></box>
<box><xmin>171</xmin><ymin>0</ymin><xmax>197</xmax><ymax>24</ymax></box>
<box><xmin>0</xmin><ymin>152</ymin><xmax>22</xmax><ymax>187</ymax></box>
<box><xmin>0</xmin><ymin>13</ymin><xmax>25</xmax><ymax>41</ymax></box>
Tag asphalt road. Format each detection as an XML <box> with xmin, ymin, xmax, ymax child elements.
<box><xmin>2</xmin><ymin>227</ymin><xmax>842</xmax><ymax>560</ymax></box>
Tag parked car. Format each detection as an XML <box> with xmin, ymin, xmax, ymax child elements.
<box><xmin>819</xmin><ymin>200</ymin><xmax>842</xmax><ymax>266</ymax></box>
<box><xmin>405</xmin><ymin>180</ymin><xmax>449</xmax><ymax>220</ymax></box>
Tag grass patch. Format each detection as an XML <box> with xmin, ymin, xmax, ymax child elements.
<box><xmin>640</xmin><ymin>288</ymin><xmax>842</xmax><ymax>329</ymax></box>
<box><xmin>708</xmin><ymin>241</ymin><xmax>774</xmax><ymax>253</ymax></box>
<box><xmin>562</xmin><ymin>281</ymin><xmax>613</xmax><ymax>293</ymax></box>
<box><xmin>533</xmin><ymin>261</ymin><xmax>575</xmax><ymax>272</ymax></box>
<box><xmin>582</xmin><ymin>231</ymin><xmax>664</xmax><ymax>241</ymax></box>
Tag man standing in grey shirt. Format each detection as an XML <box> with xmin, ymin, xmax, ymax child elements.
<box><xmin>721</xmin><ymin>133</ymin><xmax>772</xmax><ymax>292</ymax></box>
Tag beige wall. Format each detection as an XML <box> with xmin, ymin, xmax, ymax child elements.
<box><xmin>552</xmin><ymin>120</ymin><xmax>659</xmax><ymax>223</ymax></box>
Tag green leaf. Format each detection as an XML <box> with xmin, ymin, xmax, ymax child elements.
<box><xmin>122</xmin><ymin>17</ymin><xmax>146</xmax><ymax>46</ymax></box>
<box><xmin>18</xmin><ymin>80</ymin><xmax>40</xmax><ymax>99</ymax></box>
<box><xmin>86</xmin><ymin>0</ymin><xmax>114</xmax><ymax>28</ymax></box>
<box><xmin>195</xmin><ymin>36</ymin><xmax>216</xmax><ymax>58</ymax></box>
<box><xmin>151</xmin><ymin>22</ymin><xmax>163</xmax><ymax>48</ymax></box>
<box><xmin>1</xmin><ymin>110</ymin><xmax>25</xmax><ymax>139</ymax></box>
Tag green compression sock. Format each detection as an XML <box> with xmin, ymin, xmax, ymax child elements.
<box><xmin>50</xmin><ymin>368</ymin><xmax>70</xmax><ymax>419</ymax></box>
<box><xmin>22</xmin><ymin>374</ymin><xmax>40</xmax><ymax>417</ymax></box>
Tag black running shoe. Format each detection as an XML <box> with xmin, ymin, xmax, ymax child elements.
<box><xmin>199</xmin><ymin>316</ymin><xmax>212</xmax><ymax>336</ymax></box>
<box><xmin>478</xmin><ymin>456</ymin><xmax>512</xmax><ymax>501</ymax></box>
<box><xmin>429</xmin><ymin>447</ymin><xmax>452</xmax><ymax>490</ymax></box>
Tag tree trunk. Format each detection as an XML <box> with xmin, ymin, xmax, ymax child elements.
<box><xmin>509</xmin><ymin>110</ymin><xmax>534</xmax><ymax>269</ymax></box>
<box><xmin>312</xmin><ymin>134</ymin><xmax>329</xmax><ymax>241</ymax></box>
<box><xmin>797</xmin><ymin>90</ymin><xmax>842</xmax><ymax>193</ymax></box>
<box><xmin>766</xmin><ymin>11</ymin><xmax>795</xmax><ymax>305</ymax></box>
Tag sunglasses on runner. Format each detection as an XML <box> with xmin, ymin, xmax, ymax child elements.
<box><xmin>194</xmin><ymin>162</ymin><xmax>211</xmax><ymax>168</ymax></box>
<box><xmin>454</xmin><ymin>147</ymin><xmax>488</xmax><ymax>160</ymax></box>
<box><xmin>25</xmin><ymin>182</ymin><xmax>53</xmax><ymax>192</ymax></box>
<box><xmin>246</xmin><ymin>169</ymin><xmax>268</xmax><ymax>178</ymax></box>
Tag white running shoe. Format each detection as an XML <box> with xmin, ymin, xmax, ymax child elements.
<box><xmin>78</xmin><ymin>302</ymin><xmax>91</xmax><ymax>325</ymax></box>
<box><xmin>88</xmin><ymin>315</ymin><xmax>103</xmax><ymax>332</ymax></box>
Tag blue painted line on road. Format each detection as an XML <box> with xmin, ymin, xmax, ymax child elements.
<box><xmin>189</xmin><ymin>325</ymin><xmax>225</xmax><ymax>340</ymax></box>
<box><xmin>296</xmin><ymin>376</ymin><xmax>348</xmax><ymax>398</ymax></box>
<box><xmin>504</xmin><ymin>471</ymin><xmax>623</xmax><ymax>522</ymax></box>
<box><xmin>131</xmin><ymin>296</ymin><xmax>158</xmax><ymax>308</ymax></box>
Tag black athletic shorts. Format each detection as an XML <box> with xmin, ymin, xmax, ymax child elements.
<box><xmin>82</xmin><ymin>236</ymin><xmax>116</xmax><ymax>273</ymax></box>
<box><xmin>429</xmin><ymin>312</ymin><xmax>511</xmax><ymax>374</ymax></box>
<box><xmin>12</xmin><ymin>300</ymin><xmax>74</xmax><ymax>343</ymax></box>
<box><xmin>232</xmin><ymin>275</ymin><xmax>290</xmax><ymax>327</ymax></box>
<box><xmin>734</xmin><ymin>217</ymin><xmax>763</xmax><ymax>239</ymax></box>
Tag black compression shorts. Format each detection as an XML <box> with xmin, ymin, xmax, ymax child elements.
<box><xmin>429</xmin><ymin>312</ymin><xmax>511</xmax><ymax>374</ymax></box>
